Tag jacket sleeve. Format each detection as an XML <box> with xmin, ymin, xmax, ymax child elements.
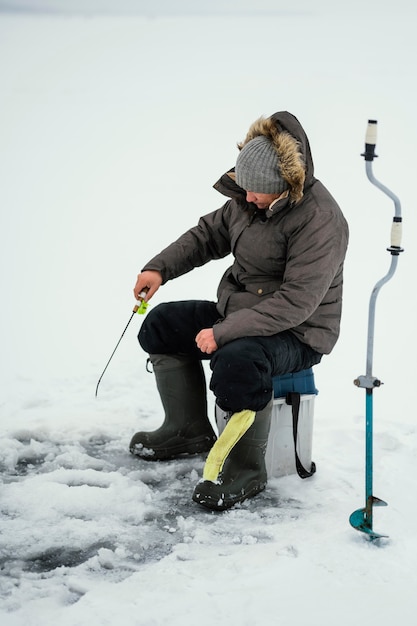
<box><xmin>142</xmin><ymin>202</ymin><xmax>233</xmax><ymax>283</ymax></box>
<box><xmin>213</xmin><ymin>201</ymin><xmax>349</xmax><ymax>347</ymax></box>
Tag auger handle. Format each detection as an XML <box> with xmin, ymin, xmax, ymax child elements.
<box><xmin>361</xmin><ymin>119</ymin><xmax>404</xmax><ymax>254</ymax></box>
<box><xmin>362</xmin><ymin>119</ymin><xmax>378</xmax><ymax>161</ymax></box>
<box><xmin>390</xmin><ymin>218</ymin><xmax>403</xmax><ymax>252</ymax></box>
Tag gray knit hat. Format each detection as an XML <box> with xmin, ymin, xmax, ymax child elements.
<box><xmin>235</xmin><ymin>135</ymin><xmax>289</xmax><ymax>194</ymax></box>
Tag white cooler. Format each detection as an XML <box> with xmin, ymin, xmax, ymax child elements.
<box><xmin>215</xmin><ymin>368</ymin><xmax>318</xmax><ymax>479</ymax></box>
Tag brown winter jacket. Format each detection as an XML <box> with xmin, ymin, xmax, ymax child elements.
<box><xmin>142</xmin><ymin>111</ymin><xmax>349</xmax><ymax>355</ymax></box>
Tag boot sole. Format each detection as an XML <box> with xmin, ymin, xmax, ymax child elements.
<box><xmin>130</xmin><ymin>435</ymin><xmax>217</xmax><ymax>461</ymax></box>
<box><xmin>192</xmin><ymin>480</ymin><xmax>266</xmax><ymax>511</ymax></box>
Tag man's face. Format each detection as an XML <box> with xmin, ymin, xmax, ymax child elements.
<box><xmin>245</xmin><ymin>191</ymin><xmax>281</xmax><ymax>209</ymax></box>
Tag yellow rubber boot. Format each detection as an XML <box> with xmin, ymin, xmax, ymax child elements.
<box><xmin>192</xmin><ymin>398</ymin><xmax>272</xmax><ymax>510</ymax></box>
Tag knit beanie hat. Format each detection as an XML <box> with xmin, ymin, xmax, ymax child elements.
<box><xmin>235</xmin><ymin>135</ymin><xmax>289</xmax><ymax>194</ymax></box>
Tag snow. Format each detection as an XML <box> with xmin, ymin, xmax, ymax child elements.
<box><xmin>1</xmin><ymin>1</ymin><xmax>417</xmax><ymax>624</ymax></box>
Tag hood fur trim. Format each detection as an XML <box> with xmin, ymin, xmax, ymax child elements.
<box><xmin>238</xmin><ymin>116</ymin><xmax>305</xmax><ymax>203</ymax></box>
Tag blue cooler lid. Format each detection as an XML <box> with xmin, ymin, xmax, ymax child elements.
<box><xmin>272</xmin><ymin>368</ymin><xmax>318</xmax><ymax>398</ymax></box>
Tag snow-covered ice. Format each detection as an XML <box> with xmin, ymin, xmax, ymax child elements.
<box><xmin>1</xmin><ymin>1</ymin><xmax>417</xmax><ymax>624</ymax></box>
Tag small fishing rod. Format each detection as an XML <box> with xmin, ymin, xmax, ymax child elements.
<box><xmin>349</xmin><ymin>120</ymin><xmax>404</xmax><ymax>541</ymax></box>
<box><xmin>95</xmin><ymin>290</ymin><xmax>149</xmax><ymax>397</ymax></box>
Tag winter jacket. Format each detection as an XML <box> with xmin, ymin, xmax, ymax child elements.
<box><xmin>142</xmin><ymin>111</ymin><xmax>349</xmax><ymax>355</ymax></box>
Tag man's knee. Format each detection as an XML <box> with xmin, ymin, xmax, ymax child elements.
<box><xmin>210</xmin><ymin>340</ymin><xmax>273</xmax><ymax>412</ymax></box>
<box><xmin>138</xmin><ymin>303</ymin><xmax>169</xmax><ymax>353</ymax></box>
<box><xmin>138</xmin><ymin>300</ymin><xmax>219</xmax><ymax>355</ymax></box>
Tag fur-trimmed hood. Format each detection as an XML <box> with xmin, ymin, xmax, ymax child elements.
<box><xmin>215</xmin><ymin>111</ymin><xmax>314</xmax><ymax>204</ymax></box>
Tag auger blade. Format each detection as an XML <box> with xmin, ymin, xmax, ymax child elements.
<box><xmin>349</xmin><ymin>496</ymin><xmax>388</xmax><ymax>540</ymax></box>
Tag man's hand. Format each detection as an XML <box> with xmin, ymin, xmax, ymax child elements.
<box><xmin>133</xmin><ymin>270</ymin><xmax>163</xmax><ymax>301</ymax></box>
<box><xmin>195</xmin><ymin>328</ymin><xmax>218</xmax><ymax>354</ymax></box>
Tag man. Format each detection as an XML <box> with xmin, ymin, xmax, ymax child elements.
<box><xmin>130</xmin><ymin>111</ymin><xmax>349</xmax><ymax>511</ymax></box>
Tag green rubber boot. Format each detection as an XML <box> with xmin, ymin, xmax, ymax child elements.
<box><xmin>192</xmin><ymin>398</ymin><xmax>273</xmax><ymax>510</ymax></box>
<box><xmin>129</xmin><ymin>354</ymin><xmax>217</xmax><ymax>461</ymax></box>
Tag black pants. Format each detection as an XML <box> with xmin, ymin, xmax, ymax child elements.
<box><xmin>138</xmin><ymin>300</ymin><xmax>322</xmax><ymax>412</ymax></box>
